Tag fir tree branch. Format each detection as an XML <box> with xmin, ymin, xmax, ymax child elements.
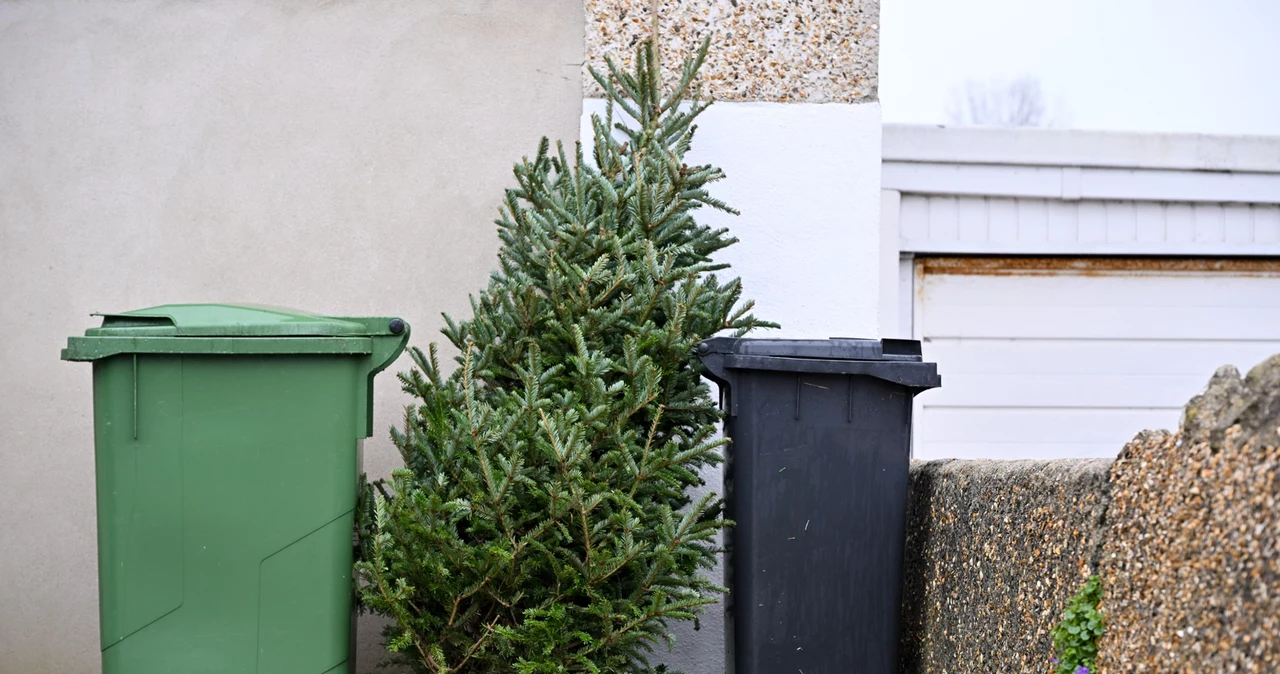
<box><xmin>357</xmin><ymin>35</ymin><xmax>775</xmax><ymax>673</ymax></box>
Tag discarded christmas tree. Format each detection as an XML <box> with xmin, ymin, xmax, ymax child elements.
<box><xmin>356</xmin><ymin>38</ymin><xmax>773</xmax><ymax>673</ymax></box>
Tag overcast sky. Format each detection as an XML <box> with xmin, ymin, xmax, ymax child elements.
<box><xmin>880</xmin><ymin>0</ymin><xmax>1280</xmax><ymax>136</ymax></box>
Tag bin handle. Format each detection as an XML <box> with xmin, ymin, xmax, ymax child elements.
<box><xmin>132</xmin><ymin>354</ymin><xmax>139</xmax><ymax>440</ymax></box>
<box><xmin>700</xmin><ymin>353</ymin><xmax>940</xmax><ymax>417</ymax></box>
<box><xmin>342</xmin><ymin>317</ymin><xmax>411</xmax><ymax>438</ymax></box>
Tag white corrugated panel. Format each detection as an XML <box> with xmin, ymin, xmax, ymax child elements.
<box><xmin>912</xmin><ymin>258</ymin><xmax>1280</xmax><ymax>460</ymax></box>
<box><xmin>898</xmin><ymin>195</ymin><xmax>1280</xmax><ymax>255</ymax></box>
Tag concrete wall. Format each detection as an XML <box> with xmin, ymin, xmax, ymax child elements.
<box><xmin>585</xmin><ymin>0</ymin><xmax>879</xmax><ymax>103</ymax></box>
<box><xmin>584</xmin><ymin>2</ymin><xmax>883</xmax><ymax>672</ymax></box>
<box><xmin>0</xmin><ymin>2</ymin><xmax>582</xmax><ymax>672</ymax></box>
<box><xmin>1099</xmin><ymin>357</ymin><xmax>1280</xmax><ymax>672</ymax></box>
<box><xmin>900</xmin><ymin>459</ymin><xmax>1113</xmax><ymax>673</ymax></box>
<box><xmin>900</xmin><ymin>355</ymin><xmax>1280</xmax><ymax>673</ymax></box>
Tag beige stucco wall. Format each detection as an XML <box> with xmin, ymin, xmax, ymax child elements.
<box><xmin>0</xmin><ymin>2</ymin><xmax>582</xmax><ymax>672</ymax></box>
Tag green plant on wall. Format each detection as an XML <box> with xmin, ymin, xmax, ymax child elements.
<box><xmin>355</xmin><ymin>37</ymin><xmax>773</xmax><ymax>674</ymax></box>
<box><xmin>1051</xmin><ymin>575</ymin><xmax>1106</xmax><ymax>674</ymax></box>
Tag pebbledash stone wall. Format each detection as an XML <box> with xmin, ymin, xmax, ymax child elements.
<box><xmin>584</xmin><ymin>0</ymin><xmax>879</xmax><ymax>103</ymax></box>
<box><xmin>901</xmin><ymin>354</ymin><xmax>1280</xmax><ymax>673</ymax></box>
<box><xmin>1098</xmin><ymin>358</ymin><xmax>1280</xmax><ymax>673</ymax></box>
<box><xmin>901</xmin><ymin>459</ymin><xmax>1112</xmax><ymax>673</ymax></box>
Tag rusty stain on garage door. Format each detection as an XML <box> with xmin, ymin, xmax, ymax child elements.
<box><xmin>918</xmin><ymin>256</ymin><xmax>1280</xmax><ymax>277</ymax></box>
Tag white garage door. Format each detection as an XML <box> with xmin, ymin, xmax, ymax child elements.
<box><xmin>912</xmin><ymin>257</ymin><xmax>1280</xmax><ymax>460</ymax></box>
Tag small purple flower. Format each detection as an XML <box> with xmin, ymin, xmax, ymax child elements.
<box><xmin>1050</xmin><ymin>657</ymin><xmax>1059</xmax><ymax>665</ymax></box>
<box><xmin>1074</xmin><ymin>667</ymin><xmax>1090</xmax><ymax>674</ymax></box>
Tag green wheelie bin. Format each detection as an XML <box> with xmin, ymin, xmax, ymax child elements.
<box><xmin>62</xmin><ymin>304</ymin><xmax>410</xmax><ymax>674</ymax></box>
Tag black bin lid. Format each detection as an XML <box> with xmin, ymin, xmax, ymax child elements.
<box><xmin>698</xmin><ymin>337</ymin><xmax>924</xmax><ymax>362</ymax></box>
<box><xmin>698</xmin><ymin>337</ymin><xmax>941</xmax><ymax>391</ymax></box>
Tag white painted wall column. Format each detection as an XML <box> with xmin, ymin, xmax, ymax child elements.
<box><xmin>880</xmin><ymin>189</ymin><xmax>902</xmax><ymax>338</ymax></box>
<box><xmin>582</xmin><ymin>100</ymin><xmax>884</xmax><ymax>340</ymax></box>
<box><xmin>580</xmin><ymin>100</ymin><xmax>884</xmax><ymax>339</ymax></box>
<box><xmin>582</xmin><ymin>99</ymin><xmax>884</xmax><ymax>674</ymax></box>
<box><xmin>584</xmin><ymin>3</ymin><xmax>884</xmax><ymax>670</ymax></box>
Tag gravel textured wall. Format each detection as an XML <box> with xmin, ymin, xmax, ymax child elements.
<box><xmin>900</xmin><ymin>459</ymin><xmax>1112</xmax><ymax>674</ymax></box>
<box><xmin>584</xmin><ymin>0</ymin><xmax>879</xmax><ymax>102</ymax></box>
<box><xmin>1098</xmin><ymin>356</ymin><xmax>1280</xmax><ymax>673</ymax></box>
<box><xmin>900</xmin><ymin>354</ymin><xmax>1280</xmax><ymax>674</ymax></box>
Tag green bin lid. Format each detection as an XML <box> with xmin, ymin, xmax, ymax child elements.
<box><xmin>63</xmin><ymin>304</ymin><xmax>409</xmax><ymax>361</ymax></box>
<box><xmin>86</xmin><ymin>304</ymin><xmax>370</xmax><ymax>337</ymax></box>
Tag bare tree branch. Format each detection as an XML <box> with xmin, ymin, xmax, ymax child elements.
<box><xmin>947</xmin><ymin>75</ymin><xmax>1059</xmax><ymax>127</ymax></box>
